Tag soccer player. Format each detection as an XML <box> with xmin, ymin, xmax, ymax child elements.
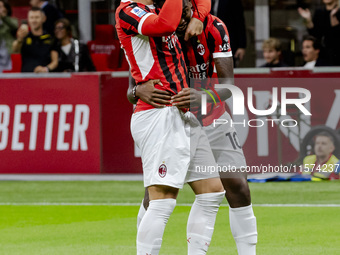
<box><xmin>116</xmin><ymin>0</ymin><xmax>225</xmax><ymax>254</ymax></box>
<box><xmin>128</xmin><ymin>1</ymin><xmax>258</xmax><ymax>254</ymax></box>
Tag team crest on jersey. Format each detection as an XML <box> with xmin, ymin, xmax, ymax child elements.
<box><xmin>223</xmin><ymin>34</ymin><xmax>229</xmax><ymax>43</ymax></box>
<box><xmin>197</xmin><ymin>43</ymin><xmax>205</xmax><ymax>56</ymax></box>
<box><xmin>158</xmin><ymin>164</ymin><xmax>167</xmax><ymax>178</ymax></box>
<box><xmin>130</xmin><ymin>7</ymin><xmax>147</xmax><ymax>18</ymax></box>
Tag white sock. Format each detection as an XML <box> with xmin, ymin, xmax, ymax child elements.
<box><xmin>137</xmin><ymin>198</ymin><xmax>176</xmax><ymax>255</ymax></box>
<box><xmin>229</xmin><ymin>204</ymin><xmax>257</xmax><ymax>255</ymax></box>
<box><xmin>137</xmin><ymin>200</ymin><xmax>146</xmax><ymax>230</ymax></box>
<box><xmin>187</xmin><ymin>191</ymin><xmax>225</xmax><ymax>255</ymax></box>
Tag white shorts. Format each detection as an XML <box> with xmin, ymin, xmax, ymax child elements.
<box><xmin>203</xmin><ymin>112</ymin><xmax>247</xmax><ymax>172</ymax></box>
<box><xmin>131</xmin><ymin>106</ymin><xmax>219</xmax><ymax>188</ymax></box>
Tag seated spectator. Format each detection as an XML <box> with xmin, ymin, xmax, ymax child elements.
<box><xmin>260</xmin><ymin>38</ymin><xmax>288</xmax><ymax>68</ymax></box>
<box><xmin>54</xmin><ymin>18</ymin><xmax>95</xmax><ymax>72</ymax></box>
<box><xmin>30</xmin><ymin>0</ymin><xmax>62</xmax><ymax>35</ymax></box>
<box><xmin>12</xmin><ymin>7</ymin><xmax>58</xmax><ymax>73</ymax></box>
<box><xmin>303</xmin><ymin>132</ymin><xmax>339</xmax><ymax>180</ymax></box>
<box><xmin>302</xmin><ymin>35</ymin><xmax>329</xmax><ymax>69</ymax></box>
<box><xmin>0</xmin><ymin>0</ymin><xmax>18</xmax><ymax>72</ymax></box>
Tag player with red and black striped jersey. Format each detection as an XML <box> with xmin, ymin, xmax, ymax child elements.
<box><xmin>128</xmin><ymin>1</ymin><xmax>257</xmax><ymax>254</ymax></box>
<box><xmin>116</xmin><ymin>0</ymin><xmax>226</xmax><ymax>254</ymax></box>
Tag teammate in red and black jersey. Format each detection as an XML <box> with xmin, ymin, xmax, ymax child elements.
<box><xmin>128</xmin><ymin>1</ymin><xmax>258</xmax><ymax>254</ymax></box>
<box><xmin>116</xmin><ymin>1</ymin><xmax>225</xmax><ymax>254</ymax></box>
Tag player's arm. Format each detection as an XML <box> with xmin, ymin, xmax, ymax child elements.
<box><xmin>191</xmin><ymin>0</ymin><xmax>211</xmax><ymax>22</ymax></box>
<box><xmin>127</xmin><ymin>78</ymin><xmax>172</xmax><ymax>107</ymax></box>
<box><xmin>184</xmin><ymin>0</ymin><xmax>211</xmax><ymax>40</ymax></box>
<box><xmin>171</xmin><ymin>57</ymin><xmax>232</xmax><ymax>108</ymax></box>
<box><xmin>138</xmin><ymin>0</ymin><xmax>182</xmax><ymax>37</ymax></box>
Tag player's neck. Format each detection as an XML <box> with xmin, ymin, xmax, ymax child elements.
<box><xmin>134</xmin><ymin>0</ymin><xmax>153</xmax><ymax>5</ymax></box>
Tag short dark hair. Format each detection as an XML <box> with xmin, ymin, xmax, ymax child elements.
<box><xmin>315</xmin><ymin>132</ymin><xmax>335</xmax><ymax>146</ymax></box>
<box><xmin>0</xmin><ymin>0</ymin><xmax>12</xmax><ymax>17</ymax></box>
<box><xmin>303</xmin><ymin>35</ymin><xmax>321</xmax><ymax>50</ymax></box>
<box><xmin>29</xmin><ymin>6</ymin><xmax>44</xmax><ymax>13</ymax></box>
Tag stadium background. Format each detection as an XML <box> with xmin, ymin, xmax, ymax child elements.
<box><xmin>0</xmin><ymin>0</ymin><xmax>340</xmax><ymax>254</ymax></box>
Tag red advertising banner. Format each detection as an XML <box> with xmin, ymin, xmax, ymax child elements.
<box><xmin>0</xmin><ymin>74</ymin><xmax>101</xmax><ymax>173</ymax></box>
<box><xmin>0</xmin><ymin>69</ymin><xmax>339</xmax><ymax>174</ymax></box>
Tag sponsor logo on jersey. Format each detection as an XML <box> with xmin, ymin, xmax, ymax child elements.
<box><xmin>159</xmin><ymin>164</ymin><xmax>167</xmax><ymax>178</ymax></box>
<box><xmin>223</xmin><ymin>35</ymin><xmax>229</xmax><ymax>43</ymax></box>
<box><xmin>130</xmin><ymin>7</ymin><xmax>147</xmax><ymax>18</ymax></box>
<box><xmin>197</xmin><ymin>43</ymin><xmax>205</xmax><ymax>56</ymax></box>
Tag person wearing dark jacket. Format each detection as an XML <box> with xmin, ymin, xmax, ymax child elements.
<box><xmin>30</xmin><ymin>0</ymin><xmax>63</xmax><ymax>35</ymax></box>
<box><xmin>211</xmin><ymin>0</ymin><xmax>247</xmax><ymax>66</ymax></box>
<box><xmin>302</xmin><ymin>35</ymin><xmax>329</xmax><ymax>69</ymax></box>
<box><xmin>54</xmin><ymin>18</ymin><xmax>95</xmax><ymax>72</ymax></box>
<box><xmin>298</xmin><ymin>0</ymin><xmax>340</xmax><ymax>65</ymax></box>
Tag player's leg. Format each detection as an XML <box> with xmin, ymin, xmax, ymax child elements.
<box><xmin>132</xmin><ymin>107</ymin><xmax>192</xmax><ymax>255</ymax></box>
<box><xmin>221</xmin><ymin>175</ymin><xmax>257</xmax><ymax>255</ymax></box>
<box><xmin>186</xmin><ymin>178</ymin><xmax>225</xmax><ymax>255</ymax></box>
<box><xmin>137</xmin><ymin>185</ymin><xmax>178</xmax><ymax>255</ymax></box>
<box><xmin>185</xmin><ymin>122</ymin><xmax>225</xmax><ymax>255</ymax></box>
<box><xmin>136</xmin><ymin>188</ymin><xmax>149</xmax><ymax>229</ymax></box>
<box><xmin>206</xmin><ymin>112</ymin><xmax>257</xmax><ymax>255</ymax></box>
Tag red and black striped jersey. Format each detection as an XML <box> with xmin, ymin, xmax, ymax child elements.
<box><xmin>181</xmin><ymin>14</ymin><xmax>232</xmax><ymax>126</ymax></box>
<box><xmin>181</xmin><ymin>14</ymin><xmax>232</xmax><ymax>81</ymax></box>
<box><xmin>115</xmin><ymin>0</ymin><xmax>188</xmax><ymax>112</ymax></box>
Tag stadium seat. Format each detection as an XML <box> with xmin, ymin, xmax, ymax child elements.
<box><xmin>2</xmin><ymin>54</ymin><xmax>22</xmax><ymax>73</ymax></box>
<box><xmin>11</xmin><ymin>6</ymin><xmax>31</xmax><ymax>26</ymax></box>
<box><xmin>87</xmin><ymin>25</ymin><xmax>121</xmax><ymax>70</ymax></box>
<box><xmin>91</xmin><ymin>53</ymin><xmax>112</xmax><ymax>72</ymax></box>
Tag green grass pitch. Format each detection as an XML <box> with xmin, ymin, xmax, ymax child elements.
<box><xmin>0</xmin><ymin>181</ymin><xmax>339</xmax><ymax>254</ymax></box>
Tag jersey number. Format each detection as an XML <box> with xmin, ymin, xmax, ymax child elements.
<box><xmin>226</xmin><ymin>132</ymin><xmax>242</xmax><ymax>150</ymax></box>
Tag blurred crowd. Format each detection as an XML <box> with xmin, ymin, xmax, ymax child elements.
<box><xmin>0</xmin><ymin>0</ymin><xmax>340</xmax><ymax>73</ymax></box>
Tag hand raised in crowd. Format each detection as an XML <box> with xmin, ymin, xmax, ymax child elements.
<box><xmin>171</xmin><ymin>88</ymin><xmax>202</xmax><ymax>109</ymax></box>
<box><xmin>136</xmin><ymin>79</ymin><xmax>172</xmax><ymax>108</ymax></box>
<box><xmin>298</xmin><ymin>8</ymin><xmax>314</xmax><ymax>28</ymax></box>
<box><xmin>16</xmin><ymin>24</ymin><xmax>29</xmax><ymax>41</ymax></box>
<box><xmin>330</xmin><ymin>7</ymin><xmax>340</xmax><ymax>27</ymax></box>
<box><xmin>184</xmin><ymin>18</ymin><xmax>203</xmax><ymax>41</ymax></box>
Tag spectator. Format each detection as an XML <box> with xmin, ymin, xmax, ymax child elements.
<box><xmin>54</xmin><ymin>18</ymin><xmax>95</xmax><ymax>72</ymax></box>
<box><xmin>30</xmin><ymin>0</ymin><xmax>63</xmax><ymax>35</ymax></box>
<box><xmin>302</xmin><ymin>35</ymin><xmax>329</xmax><ymax>69</ymax></box>
<box><xmin>0</xmin><ymin>0</ymin><xmax>18</xmax><ymax>72</ymax></box>
<box><xmin>260</xmin><ymin>38</ymin><xmax>288</xmax><ymax>68</ymax></box>
<box><xmin>211</xmin><ymin>0</ymin><xmax>246</xmax><ymax>66</ymax></box>
<box><xmin>303</xmin><ymin>132</ymin><xmax>339</xmax><ymax>180</ymax></box>
<box><xmin>12</xmin><ymin>7</ymin><xmax>58</xmax><ymax>73</ymax></box>
<box><xmin>298</xmin><ymin>0</ymin><xmax>340</xmax><ymax>65</ymax></box>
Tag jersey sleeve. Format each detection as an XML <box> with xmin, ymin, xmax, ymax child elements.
<box><xmin>208</xmin><ymin>17</ymin><xmax>233</xmax><ymax>59</ymax></box>
<box><xmin>118</xmin><ymin>0</ymin><xmax>182</xmax><ymax>37</ymax></box>
<box><xmin>118</xmin><ymin>4</ymin><xmax>154</xmax><ymax>35</ymax></box>
<box><xmin>191</xmin><ymin>0</ymin><xmax>211</xmax><ymax>22</ymax></box>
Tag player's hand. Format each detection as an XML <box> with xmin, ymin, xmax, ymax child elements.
<box><xmin>298</xmin><ymin>7</ymin><xmax>312</xmax><ymax>21</ymax></box>
<box><xmin>234</xmin><ymin>48</ymin><xmax>246</xmax><ymax>61</ymax></box>
<box><xmin>184</xmin><ymin>18</ymin><xmax>203</xmax><ymax>41</ymax></box>
<box><xmin>171</xmin><ymin>88</ymin><xmax>202</xmax><ymax>108</ymax></box>
<box><xmin>136</xmin><ymin>79</ymin><xmax>172</xmax><ymax>108</ymax></box>
<box><xmin>34</xmin><ymin>66</ymin><xmax>48</xmax><ymax>73</ymax></box>
<box><xmin>17</xmin><ymin>24</ymin><xmax>29</xmax><ymax>41</ymax></box>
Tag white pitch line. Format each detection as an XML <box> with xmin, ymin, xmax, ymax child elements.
<box><xmin>0</xmin><ymin>203</ymin><xmax>339</xmax><ymax>207</ymax></box>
